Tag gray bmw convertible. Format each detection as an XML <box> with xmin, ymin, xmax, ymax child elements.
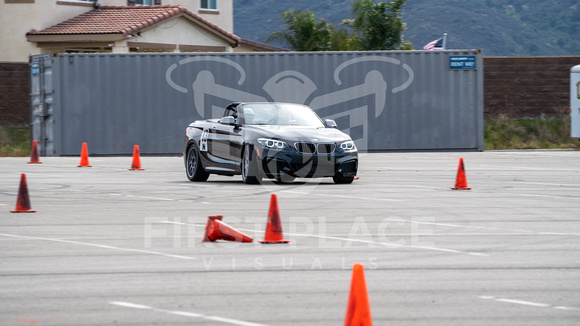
<box><xmin>183</xmin><ymin>102</ymin><xmax>358</xmax><ymax>184</ymax></box>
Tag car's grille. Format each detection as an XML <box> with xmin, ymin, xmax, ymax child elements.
<box><xmin>294</xmin><ymin>142</ymin><xmax>335</xmax><ymax>154</ymax></box>
<box><xmin>317</xmin><ymin>143</ymin><xmax>336</xmax><ymax>154</ymax></box>
<box><xmin>294</xmin><ymin>142</ymin><xmax>316</xmax><ymax>154</ymax></box>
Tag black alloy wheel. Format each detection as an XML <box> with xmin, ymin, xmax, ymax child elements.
<box><xmin>186</xmin><ymin>144</ymin><xmax>209</xmax><ymax>182</ymax></box>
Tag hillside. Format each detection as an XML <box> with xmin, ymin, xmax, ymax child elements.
<box><xmin>233</xmin><ymin>0</ymin><xmax>580</xmax><ymax>56</ymax></box>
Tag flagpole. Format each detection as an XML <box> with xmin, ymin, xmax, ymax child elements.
<box><xmin>442</xmin><ymin>33</ymin><xmax>447</xmax><ymax>50</ymax></box>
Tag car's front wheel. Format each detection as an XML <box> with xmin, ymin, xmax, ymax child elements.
<box><xmin>242</xmin><ymin>144</ymin><xmax>260</xmax><ymax>184</ymax></box>
<box><xmin>186</xmin><ymin>143</ymin><xmax>209</xmax><ymax>182</ymax></box>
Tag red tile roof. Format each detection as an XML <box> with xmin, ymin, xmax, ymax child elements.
<box><xmin>27</xmin><ymin>5</ymin><xmax>239</xmax><ymax>43</ymax></box>
<box><xmin>239</xmin><ymin>38</ymin><xmax>289</xmax><ymax>52</ymax></box>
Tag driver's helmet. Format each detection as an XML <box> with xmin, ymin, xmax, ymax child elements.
<box><xmin>243</xmin><ymin>108</ymin><xmax>254</xmax><ymax>124</ymax></box>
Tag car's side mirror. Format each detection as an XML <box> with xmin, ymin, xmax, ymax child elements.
<box><xmin>324</xmin><ymin>119</ymin><xmax>337</xmax><ymax>128</ymax></box>
<box><xmin>219</xmin><ymin>116</ymin><xmax>237</xmax><ymax>126</ymax></box>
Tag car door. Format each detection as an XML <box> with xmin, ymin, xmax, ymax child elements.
<box><xmin>207</xmin><ymin>121</ymin><xmax>243</xmax><ymax>172</ymax></box>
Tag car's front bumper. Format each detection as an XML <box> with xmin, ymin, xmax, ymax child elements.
<box><xmin>256</xmin><ymin>147</ymin><xmax>358</xmax><ymax>178</ymax></box>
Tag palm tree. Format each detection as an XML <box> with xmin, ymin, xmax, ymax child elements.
<box><xmin>341</xmin><ymin>0</ymin><xmax>407</xmax><ymax>50</ymax></box>
<box><xmin>266</xmin><ymin>9</ymin><xmax>334</xmax><ymax>51</ymax></box>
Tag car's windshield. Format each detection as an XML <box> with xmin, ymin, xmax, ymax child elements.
<box><xmin>240</xmin><ymin>103</ymin><xmax>324</xmax><ymax>127</ymax></box>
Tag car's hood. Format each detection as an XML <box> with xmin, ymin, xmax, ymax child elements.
<box><xmin>246</xmin><ymin>125</ymin><xmax>352</xmax><ymax>143</ymax></box>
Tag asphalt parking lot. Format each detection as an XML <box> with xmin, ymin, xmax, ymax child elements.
<box><xmin>1</xmin><ymin>150</ymin><xmax>579</xmax><ymax>325</ymax></box>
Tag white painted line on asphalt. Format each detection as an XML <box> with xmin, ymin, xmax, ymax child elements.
<box><xmin>397</xmin><ymin>185</ymin><xmax>442</xmax><ymax>190</ymax></box>
<box><xmin>283</xmin><ymin>190</ymin><xmax>402</xmax><ymax>202</ymax></box>
<box><xmin>282</xmin><ymin>232</ymin><xmax>488</xmax><ymax>256</ymax></box>
<box><xmin>110</xmin><ymin>301</ymin><xmax>152</xmax><ymax>309</ymax></box>
<box><xmin>479</xmin><ymin>296</ymin><xmax>580</xmax><ymax>311</ymax></box>
<box><xmin>405</xmin><ymin>245</ymin><xmax>487</xmax><ymax>256</ymax></box>
<box><xmin>381</xmin><ymin>218</ymin><xmax>580</xmax><ymax>237</ymax></box>
<box><xmin>159</xmin><ymin>221</ymin><xmax>188</xmax><ymax>225</ymax></box>
<box><xmin>503</xmin><ymin>166</ymin><xmax>577</xmax><ymax>171</ymax></box>
<box><xmin>205</xmin><ymin>316</ymin><xmax>268</xmax><ymax>326</ymax></box>
<box><xmin>553</xmin><ymin>306</ymin><xmax>580</xmax><ymax>311</ymax></box>
<box><xmin>109</xmin><ymin>193</ymin><xmax>215</xmax><ymax>203</ymax></box>
<box><xmin>508</xmin><ymin>193</ymin><xmax>580</xmax><ymax>200</ymax></box>
<box><xmin>0</xmin><ymin>233</ymin><xmax>197</xmax><ymax>260</ymax></box>
<box><xmin>169</xmin><ymin>310</ymin><xmax>204</xmax><ymax>318</ymax></box>
<box><xmin>109</xmin><ymin>301</ymin><xmax>269</xmax><ymax>326</ymax></box>
<box><xmin>495</xmin><ymin>298</ymin><xmax>551</xmax><ymax>307</ymax></box>
<box><xmin>510</xmin><ymin>181</ymin><xmax>580</xmax><ymax>187</ymax></box>
<box><xmin>160</xmin><ymin>221</ymin><xmax>488</xmax><ymax>257</ymax></box>
<box><xmin>109</xmin><ymin>193</ymin><xmax>176</xmax><ymax>201</ymax></box>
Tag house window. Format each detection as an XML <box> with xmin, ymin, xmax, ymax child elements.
<box><xmin>200</xmin><ymin>0</ymin><xmax>217</xmax><ymax>10</ymax></box>
<box><xmin>56</xmin><ymin>0</ymin><xmax>95</xmax><ymax>6</ymax></box>
<box><xmin>128</xmin><ymin>0</ymin><xmax>161</xmax><ymax>5</ymax></box>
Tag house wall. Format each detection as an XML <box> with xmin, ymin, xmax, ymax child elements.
<box><xmin>163</xmin><ymin>0</ymin><xmax>233</xmax><ymax>33</ymax></box>
<box><xmin>98</xmin><ymin>0</ymin><xmax>234</xmax><ymax>33</ymax></box>
<box><xmin>134</xmin><ymin>17</ymin><xmax>233</xmax><ymax>51</ymax></box>
<box><xmin>0</xmin><ymin>0</ymin><xmax>234</xmax><ymax>63</ymax></box>
<box><xmin>0</xmin><ymin>1</ymin><xmax>93</xmax><ymax>62</ymax></box>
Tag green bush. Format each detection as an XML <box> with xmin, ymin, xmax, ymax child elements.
<box><xmin>0</xmin><ymin>126</ymin><xmax>31</xmax><ymax>157</ymax></box>
<box><xmin>484</xmin><ymin>118</ymin><xmax>580</xmax><ymax>150</ymax></box>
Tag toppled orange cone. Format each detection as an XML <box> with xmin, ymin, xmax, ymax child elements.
<box><xmin>344</xmin><ymin>263</ymin><xmax>372</xmax><ymax>326</ymax></box>
<box><xmin>202</xmin><ymin>215</ymin><xmax>253</xmax><ymax>243</ymax></box>
<box><xmin>28</xmin><ymin>140</ymin><xmax>42</xmax><ymax>164</ymax></box>
<box><xmin>11</xmin><ymin>173</ymin><xmax>36</xmax><ymax>213</ymax></box>
<box><xmin>451</xmin><ymin>157</ymin><xmax>471</xmax><ymax>190</ymax></box>
<box><xmin>128</xmin><ymin>145</ymin><xmax>145</xmax><ymax>170</ymax></box>
<box><xmin>259</xmin><ymin>194</ymin><xmax>290</xmax><ymax>244</ymax></box>
<box><xmin>77</xmin><ymin>142</ymin><xmax>92</xmax><ymax>167</ymax></box>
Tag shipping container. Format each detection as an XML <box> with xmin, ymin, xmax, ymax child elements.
<box><xmin>30</xmin><ymin>50</ymin><xmax>483</xmax><ymax>155</ymax></box>
<box><xmin>571</xmin><ymin>65</ymin><xmax>580</xmax><ymax>138</ymax></box>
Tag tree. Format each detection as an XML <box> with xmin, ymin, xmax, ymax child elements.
<box><xmin>341</xmin><ymin>0</ymin><xmax>407</xmax><ymax>50</ymax></box>
<box><xmin>266</xmin><ymin>9</ymin><xmax>334</xmax><ymax>51</ymax></box>
<box><xmin>330</xmin><ymin>28</ymin><xmax>360</xmax><ymax>51</ymax></box>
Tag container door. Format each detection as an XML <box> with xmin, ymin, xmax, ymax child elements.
<box><xmin>30</xmin><ymin>54</ymin><xmax>55</xmax><ymax>156</ymax></box>
<box><xmin>571</xmin><ymin>65</ymin><xmax>580</xmax><ymax>138</ymax></box>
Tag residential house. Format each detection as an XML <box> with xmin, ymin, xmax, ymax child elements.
<box><xmin>0</xmin><ymin>0</ymin><xmax>285</xmax><ymax>125</ymax></box>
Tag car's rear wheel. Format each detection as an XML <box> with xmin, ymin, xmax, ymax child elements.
<box><xmin>332</xmin><ymin>175</ymin><xmax>354</xmax><ymax>184</ymax></box>
<box><xmin>186</xmin><ymin>143</ymin><xmax>209</xmax><ymax>182</ymax></box>
<box><xmin>242</xmin><ymin>144</ymin><xmax>260</xmax><ymax>184</ymax></box>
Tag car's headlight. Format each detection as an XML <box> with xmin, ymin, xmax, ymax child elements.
<box><xmin>257</xmin><ymin>138</ymin><xmax>288</xmax><ymax>150</ymax></box>
<box><xmin>339</xmin><ymin>140</ymin><xmax>357</xmax><ymax>151</ymax></box>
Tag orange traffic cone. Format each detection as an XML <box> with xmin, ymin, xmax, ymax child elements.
<box><xmin>344</xmin><ymin>263</ymin><xmax>372</xmax><ymax>326</ymax></box>
<box><xmin>128</xmin><ymin>145</ymin><xmax>145</xmax><ymax>170</ymax></box>
<box><xmin>11</xmin><ymin>174</ymin><xmax>36</xmax><ymax>213</ymax></box>
<box><xmin>259</xmin><ymin>194</ymin><xmax>290</xmax><ymax>244</ymax></box>
<box><xmin>203</xmin><ymin>215</ymin><xmax>223</xmax><ymax>241</ymax></box>
<box><xmin>202</xmin><ymin>215</ymin><xmax>253</xmax><ymax>243</ymax></box>
<box><xmin>451</xmin><ymin>157</ymin><xmax>471</xmax><ymax>190</ymax></box>
<box><xmin>77</xmin><ymin>142</ymin><xmax>92</xmax><ymax>167</ymax></box>
<box><xmin>28</xmin><ymin>140</ymin><xmax>42</xmax><ymax>164</ymax></box>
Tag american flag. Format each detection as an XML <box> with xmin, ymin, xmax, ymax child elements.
<box><xmin>423</xmin><ymin>37</ymin><xmax>444</xmax><ymax>50</ymax></box>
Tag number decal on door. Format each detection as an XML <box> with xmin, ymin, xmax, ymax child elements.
<box><xmin>200</xmin><ymin>128</ymin><xmax>209</xmax><ymax>152</ymax></box>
